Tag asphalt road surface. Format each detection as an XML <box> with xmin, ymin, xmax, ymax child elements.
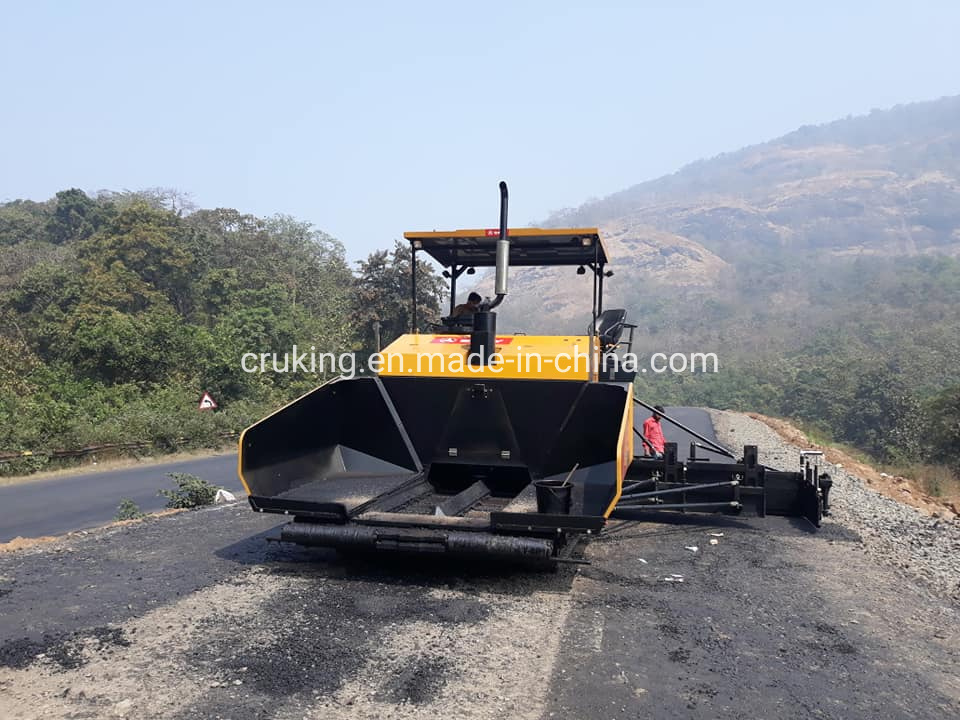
<box><xmin>0</xmin><ymin>407</ymin><xmax>722</xmax><ymax>543</ymax></box>
<box><xmin>0</xmin><ymin>409</ymin><xmax>957</xmax><ymax>718</ymax></box>
<box><xmin>0</xmin><ymin>454</ymin><xmax>242</xmax><ymax>542</ymax></box>
<box><xmin>0</xmin><ymin>501</ymin><xmax>956</xmax><ymax>719</ymax></box>
<box><xmin>647</xmin><ymin>406</ymin><xmax>735</xmax><ymax>462</ymax></box>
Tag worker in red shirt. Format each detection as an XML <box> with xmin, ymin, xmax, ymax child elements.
<box><xmin>642</xmin><ymin>405</ymin><xmax>666</xmax><ymax>459</ymax></box>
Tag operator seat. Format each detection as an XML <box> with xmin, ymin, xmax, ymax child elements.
<box><xmin>593</xmin><ymin>309</ymin><xmax>628</xmax><ymax>352</ymax></box>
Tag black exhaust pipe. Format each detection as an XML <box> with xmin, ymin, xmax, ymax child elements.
<box><xmin>490</xmin><ymin>180</ymin><xmax>509</xmax><ymax>308</ymax></box>
<box><xmin>470</xmin><ymin>181</ymin><xmax>509</xmax><ymax>365</ymax></box>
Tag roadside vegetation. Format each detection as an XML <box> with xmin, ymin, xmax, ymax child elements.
<box><xmin>114</xmin><ymin>498</ymin><xmax>146</xmax><ymax>521</ymax></box>
<box><xmin>1</xmin><ymin>186</ymin><xmax>957</xmax><ymax>492</ymax></box>
<box><xmin>632</xmin><ymin>337</ymin><xmax>960</xmax><ymax>496</ymax></box>
<box><xmin>158</xmin><ymin>473</ymin><xmax>220</xmax><ymax>509</ymax></box>
<box><xmin>0</xmin><ymin>189</ymin><xmax>444</xmax><ymax>475</ymax></box>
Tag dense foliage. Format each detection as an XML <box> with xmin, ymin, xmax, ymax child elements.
<box><xmin>354</xmin><ymin>240</ymin><xmax>447</xmax><ymax>352</ymax></box>
<box><xmin>0</xmin><ymin>189</ymin><xmax>444</xmax><ymax>464</ymax></box>
<box><xmin>625</xmin><ymin>254</ymin><xmax>960</xmax><ymax>470</ymax></box>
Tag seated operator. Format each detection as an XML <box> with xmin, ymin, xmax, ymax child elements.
<box><xmin>451</xmin><ymin>291</ymin><xmax>482</xmax><ymax>319</ymax></box>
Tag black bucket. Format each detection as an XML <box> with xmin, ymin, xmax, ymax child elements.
<box><xmin>534</xmin><ymin>480</ymin><xmax>572</xmax><ymax>515</ymax></box>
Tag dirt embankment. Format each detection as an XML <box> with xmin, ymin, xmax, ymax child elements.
<box><xmin>746</xmin><ymin>412</ymin><xmax>959</xmax><ymax>520</ymax></box>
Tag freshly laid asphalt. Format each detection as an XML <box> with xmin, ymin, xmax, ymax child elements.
<box><xmin>1</xmin><ymin>495</ymin><xmax>957</xmax><ymax>718</ymax></box>
<box><xmin>649</xmin><ymin>406</ymin><xmax>735</xmax><ymax>462</ymax></box>
<box><xmin>0</xmin><ymin>406</ymin><xmax>722</xmax><ymax>543</ymax></box>
<box><xmin>1</xmin><ymin>407</ymin><xmax>958</xmax><ymax>718</ymax></box>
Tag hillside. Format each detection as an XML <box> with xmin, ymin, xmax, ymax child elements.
<box><xmin>498</xmin><ymin>96</ymin><xmax>960</xmax><ymax>324</ymax></box>
<box><xmin>499</xmin><ymin>96</ymin><xmax>960</xmax><ymax>316</ymax></box>
<box><xmin>498</xmin><ymin>96</ymin><xmax>960</xmax><ymax>469</ymax></box>
<box><xmin>550</xmin><ymin>94</ymin><xmax>960</xmax><ymax>259</ymax></box>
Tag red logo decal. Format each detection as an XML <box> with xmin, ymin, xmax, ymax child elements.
<box><xmin>430</xmin><ymin>336</ymin><xmax>514</xmax><ymax>344</ymax></box>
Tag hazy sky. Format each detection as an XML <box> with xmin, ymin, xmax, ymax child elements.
<box><xmin>2</xmin><ymin>1</ymin><xmax>958</xmax><ymax>260</ymax></box>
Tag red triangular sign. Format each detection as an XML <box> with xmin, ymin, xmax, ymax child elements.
<box><xmin>199</xmin><ymin>392</ymin><xmax>218</xmax><ymax>410</ymax></box>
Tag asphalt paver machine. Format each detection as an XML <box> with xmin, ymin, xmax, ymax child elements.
<box><xmin>238</xmin><ymin>183</ymin><xmax>830</xmax><ymax>564</ymax></box>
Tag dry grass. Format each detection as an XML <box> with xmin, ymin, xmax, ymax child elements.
<box><xmin>0</xmin><ymin>508</ymin><xmax>191</xmax><ymax>553</ymax></box>
<box><xmin>0</xmin><ymin>535</ymin><xmax>59</xmax><ymax>553</ymax></box>
<box><xmin>885</xmin><ymin>462</ymin><xmax>960</xmax><ymax>503</ymax></box>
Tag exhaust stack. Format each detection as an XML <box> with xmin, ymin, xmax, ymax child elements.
<box><xmin>470</xmin><ymin>181</ymin><xmax>510</xmax><ymax>364</ymax></box>
<box><xmin>493</xmin><ymin>180</ymin><xmax>509</xmax><ymax>302</ymax></box>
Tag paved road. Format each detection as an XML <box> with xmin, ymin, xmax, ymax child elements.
<box><xmin>0</xmin><ymin>454</ymin><xmax>242</xmax><ymax>542</ymax></box>
<box><xmin>0</xmin><ymin>410</ymin><xmax>957</xmax><ymax>718</ymax></box>
<box><xmin>645</xmin><ymin>406</ymin><xmax>734</xmax><ymax>462</ymax></box>
<box><xmin>0</xmin><ymin>499</ymin><xmax>956</xmax><ymax>719</ymax></box>
<box><xmin>0</xmin><ymin>406</ymin><xmax>723</xmax><ymax>543</ymax></box>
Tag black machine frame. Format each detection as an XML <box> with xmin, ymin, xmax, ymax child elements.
<box><xmin>405</xmin><ymin>228</ymin><xmax>615</xmax><ymax>333</ymax></box>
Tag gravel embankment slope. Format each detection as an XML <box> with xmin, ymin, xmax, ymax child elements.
<box><xmin>711</xmin><ymin>410</ymin><xmax>960</xmax><ymax>600</ymax></box>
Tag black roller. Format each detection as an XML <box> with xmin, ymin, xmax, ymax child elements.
<box><xmin>281</xmin><ymin>522</ymin><xmax>555</xmax><ymax>562</ymax></box>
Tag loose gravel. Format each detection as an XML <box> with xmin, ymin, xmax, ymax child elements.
<box><xmin>711</xmin><ymin>409</ymin><xmax>960</xmax><ymax>601</ymax></box>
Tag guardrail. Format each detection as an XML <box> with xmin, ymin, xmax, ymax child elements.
<box><xmin>0</xmin><ymin>433</ymin><xmax>239</xmax><ymax>465</ymax></box>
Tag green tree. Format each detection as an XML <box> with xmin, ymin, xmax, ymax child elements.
<box><xmin>928</xmin><ymin>386</ymin><xmax>960</xmax><ymax>469</ymax></box>
<box><xmin>56</xmin><ymin>304</ymin><xmax>203</xmax><ymax>386</ymax></box>
<box><xmin>841</xmin><ymin>368</ymin><xmax>927</xmax><ymax>461</ymax></box>
<box><xmin>77</xmin><ymin>201</ymin><xmax>195</xmax><ymax>314</ymax></box>
<box><xmin>45</xmin><ymin>189</ymin><xmax>112</xmax><ymax>245</ymax></box>
<box><xmin>0</xmin><ymin>199</ymin><xmax>52</xmax><ymax>246</ymax></box>
<box><xmin>354</xmin><ymin>240</ymin><xmax>444</xmax><ymax>350</ymax></box>
<box><xmin>6</xmin><ymin>262</ymin><xmax>84</xmax><ymax>358</ymax></box>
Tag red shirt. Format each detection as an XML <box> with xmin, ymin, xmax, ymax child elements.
<box><xmin>642</xmin><ymin>416</ymin><xmax>665</xmax><ymax>454</ymax></box>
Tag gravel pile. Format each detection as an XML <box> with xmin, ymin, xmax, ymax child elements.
<box><xmin>710</xmin><ymin>409</ymin><xmax>960</xmax><ymax>601</ymax></box>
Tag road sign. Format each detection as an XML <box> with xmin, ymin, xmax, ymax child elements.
<box><xmin>199</xmin><ymin>392</ymin><xmax>218</xmax><ymax>410</ymax></box>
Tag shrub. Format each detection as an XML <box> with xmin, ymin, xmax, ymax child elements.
<box><xmin>114</xmin><ymin>498</ymin><xmax>146</xmax><ymax>521</ymax></box>
<box><xmin>158</xmin><ymin>472</ymin><xmax>220</xmax><ymax>509</ymax></box>
<box><xmin>0</xmin><ymin>453</ymin><xmax>50</xmax><ymax>477</ymax></box>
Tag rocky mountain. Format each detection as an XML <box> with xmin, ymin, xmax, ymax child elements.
<box><xmin>499</xmin><ymin>95</ymin><xmax>960</xmax><ymax>337</ymax></box>
<box><xmin>553</xmin><ymin>95</ymin><xmax>960</xmax><ymax>259</ymax></box>
<box><xmin>500</xmin><ymin>222</ymin><xmax>729</xmax><ymax>331</ymax></box>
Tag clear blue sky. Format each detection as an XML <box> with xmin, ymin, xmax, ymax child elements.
<box><xmin>2</xmin><ymin>1</ymin><xmax>958</xmax><ymax>260</ymax></box>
